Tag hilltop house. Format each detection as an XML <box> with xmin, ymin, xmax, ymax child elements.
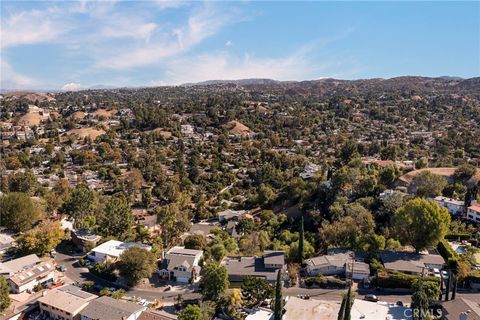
<box><xmin>305</xmin><ymin>252</ymin><xmax>370</xmax><ymax>280</ymax></box>
<box><xmin>430</xmin><ymin>196</ymin><xmax>464</xmax><ymax>215</ymax></box>
<box><xmin>158</xmin><ymin>246</ymin><xmax>203</xmax><ymax>283</ymax></box>
<box><xmin>379</xmin><ymin>250</ymin><xmax>445</xmax><ymax>275</ymax></box>
<box><xmin>222</xmin><ymin>251</ymin><xmax>286</xmax><ymax>282</ymax></box>
<box><xmin>466</xmin><ymin>202</ymin><xmax>480</xmax><ymax>223</ymax></box>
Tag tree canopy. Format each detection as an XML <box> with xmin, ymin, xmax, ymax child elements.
<box><xmin>392</xmin><ymin>198</ymin><xmax>450</xmax><ymax>252</ymax></box>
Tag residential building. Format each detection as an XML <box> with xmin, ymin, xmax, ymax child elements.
<box><xmin>466</xmin><ymin>202</ymin><xmax>480</xmax><ymax>223</ymax></box>
<box><xmin>7</xmin><ymin>259</ymin><xmax>56</xmax><ymax>293</ymax></box>
<box><xmin>351</xmin><ymin>299</ymin><xmax>411</xmax><ymax>320</ymax></box>
<box><xmin>88</xmin><ymin>240</ymin><xmax>151</xmax><ymax>263</ymax></box>
<box><xmin>222</xmin><ymin>251</ymin><xmax>286</xmax><ymax>282</ymax></box>
<box><xmin>71</xmin><ymin>229</ymin><xmax>102</xmax><ymax>253</ymax></box>
<box><xmin>79</xmin><ymin>296</ymin><xmax>146</xmax><ymax>320</ymax></box>
<box><xmin>441</xmin><ymin>298</ymin><xmax>480</xmax><ymax>320</ymax></box>
<box><xmin>305</xmin><ymin>252</ymin><xmax>356</xmax><ymax>277</ymax></box>
<box><xmin>244</xmin><ymin>307</ymin><xmax>273</xmax><ymax>320</ymax></box>
<box><xmin>304</xmin><ymin>251</ymin><xmax>370</xmax><ymax>280</ymax></box>
<box><xmin>217</xmin><ymin>209</ymin><xmax>246</xmax><ymax>223</ymax></box>
<box><xmin>0</xmin><ymin>254</ymin><xmax>40</xmax><ymax>277</ymax></box>
<box><xmin>158</xmin><ymin>246</ymin><xmax>203</xmax><ymax>283</ymax></box>
<box><xmin>379</xmin><ymin>251</ymin><xmax>445</xmax><ymax>275</ymax></box>
<box><xmin>431</xmin><ymin>196</ymin><xmax>464</xmax><ymax>215</ymax></box>
<box><xmin>138</xmin><ymin>309</ymin><xmax>178</xmax><ymax>320</ymax></box>
<box><xmin>38</xmin><ymin>284</ymin><xmax>98</xmax><ymax>320</ymax></box>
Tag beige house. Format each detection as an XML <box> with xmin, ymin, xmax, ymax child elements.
<box><xmin>38</xmin><ymin>285</ymin><xmax>98</xmax><ymax>320</ymax></box>
<box><xmin>7</xmin><ymin>259</ymin><xmax>55</xmax><ymax>293</ymax></box>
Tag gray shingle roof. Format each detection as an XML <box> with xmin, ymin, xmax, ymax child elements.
<box><xmin>79</xmin><ymin>296</ymin><xmax>145</xmax><ymax>320</ymax></box>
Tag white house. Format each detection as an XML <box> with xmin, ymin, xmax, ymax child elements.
<box><xmin>305</xmin><ymin>252</ymin><xmax>353</xmax><ymax>277</ymax></box>
<box><xmin>158</xmin><ymin>246</ymin><xmax>203</xmax><ymax>283</ymax></box>
<box><xmin>466</xmin><ymin>202</ymin><xmax>480</xmax><ymax>223</ymax></box>
<box><xmin>7</xmin><ymin>259</ymin><xmax>56</xmax><ymax>293</ymax></box>
<box><xmin>88</xmin><ymin>240</ymin><xmax>151</xmax><ymax>263</ymax></box>
<box><xmin>431</xmin><ymin>196</ymin><xmax>464</xmax><ymax>215</ymax></box>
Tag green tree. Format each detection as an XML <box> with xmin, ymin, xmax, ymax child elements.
<box><xmin>273</xmin><ymin>269</ymin><xmax>283</xmax><ymax>320</ymax></box>
<box><xmin>200</xmin><ymin>263</ymin><xmax>229</xmax><ymax>301</ymax></box>
<box><xmin>343</xmin><ymin>286</ymin><xmax>354</xmax><ymax>320</ymax></box>
<box><xmin>0</xmin><ymin>192</ymin><xmax>39</xmax><ymax>232</ymax></box>
<box><xmin>210</xmin><ymin>244</ymin><xmax>227</xmax><ymax>262</ymax></box>
<box><xmin>378</xmin><ymin>164</ymin><xmax>400</xmax><ymax>187</ymax></box>
<box><xmin>453</xmin><ymin>164</ymin><xmax>477</xmax><ymax>183</ymax></box>
<box><xmin>392</xmin><ymin>198</ymin><xmax>450</xmax><ymax>253</ymax></box>
<box><xmin>288</xmin><ymin>240</ymin><xmax>314</xmax><ymax>262</ymax></box>
<box><xmin>411</xmin><ymin>171</ymin><xmax>448</xmax><ymax>198</ymax></box>
<box><xmin>0</xmin><ymin>276</ymin><xmax>11</xmax><ymax>313</ymax></box>
<box><xmin>241</xmin><ymin>276</ymin><xmax>274</xmax><ymax>306</ymax></box>
<box><xmin>16</xmin><ymin>220</ymin><xmax>65</xmax><ymax>256</ymax></box>
<box><xmin>118</xmin><ymin>246</ymin><xmax>157</xmax><ymax>287</ymax></box>
<box><xmin>61</xmin><ymin>184</ymin><xmax>96</xmax><ymax>224</ymax></box>
<box><xmin>98</xmin><ymin>193</ymin><xmax>134</xmax><ymax>238</ymax></box>
<box><xmin>8</xmin><ymin>170</ymin><xmax>38</xmax><ymax>195</ymax></box>
<box><xmin>184</xmin><ymin>234</ymin><xmax>207</xmax><ymax>250</ymax></box>
<box><xmin>411</xmin><ymin>279</ymin><xmax>440</xmax><ymax>320</ymax></box>
<box><xmin>178</xmin><ymin>304</ymin><xmax>203</xmax><ymax>320</ymax></box>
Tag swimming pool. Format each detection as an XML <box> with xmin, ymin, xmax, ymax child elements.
<box><xmin>455</xmin><ymin>246</ymin><xmax>467</xmax><ymax>254</ymax></box>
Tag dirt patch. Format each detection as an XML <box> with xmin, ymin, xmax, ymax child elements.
<box><xmin>223</xmin><ymin>120</ymin><xmax>251</xmax><ymax>136</ymax></box>
<box><xmin>93</xmin><ymin>108</ymin><xmax>115</xmax><ymax>118</ymax></box>
<box><xmin>66</xmin><ymin>127</ymin><xmax>106</xmax><ymax>140</ymax></box>
<box><xmin>4</xmin><ymin>91</ymin><xmax>55</xmax><ymax>102</ymax></box>
<box><xmin>18</xmin><ymin>112</ymin><xmax>42</xmax><ymax>127</ymax></box>
<box><xmin>71</xmin><ymin>111</ymin><xmax>86</xmax><ymax>120</ymax></box>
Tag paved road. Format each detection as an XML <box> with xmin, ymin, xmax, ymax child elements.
<box><xmin>55</xmin><ymin>250</ymin><xmax>480</xmax><ymax>304</ymax></box>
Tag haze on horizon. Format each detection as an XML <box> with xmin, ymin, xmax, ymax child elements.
<box><xmin>1</xmin><ymin>0</ymin><xmax>479</xmax><ymax>91</ymax></box>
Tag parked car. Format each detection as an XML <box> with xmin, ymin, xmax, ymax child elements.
<box><xmin>364</xmin><ymin>294</ymin><xmax>379</xmax><ymax>302</ymax></box>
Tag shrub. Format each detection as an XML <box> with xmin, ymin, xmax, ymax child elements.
<box><xmin>437</xmin><ymin>240</ymin><xmax>459</xmax><ymax>269</ymax></box>
<box><xmin>303</xmin><ymin>276</ymin><xmax>347</xmax><ymax>289</ymax></box>
<box><xmin>373</xmin><ymin>271</ymin><xmax>440</xmax><ymax>289</ymax></box>
<box><xmin>445</xmin><ymin>233</ymin><xmax>471</xmax><ymax>241</ymax></box>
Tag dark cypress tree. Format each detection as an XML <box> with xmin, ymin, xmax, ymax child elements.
<box><xmin>445</xmin><ymin>270</ymin><xmax>451</xmax><ymax>301</ymax></box>
<box><xmin>298</xmin><ymin>216</ymin><xmax>305</xmax><ymax>263</ymax></box>
<box><xmin>451</xmin><ymin>274</ymin><xmax>457</xmax><ymax>300</ymax></box>
<box><xmin>337</xmin><ymin>293</ymin><xmax>347</xmax><ymax>320</ymax></box>
<box><xmin>343</xmin><ymin>286</ymin><xmax>353</xmax><ymax>320</ymax></box>
<box><xmin>274</xmin><ymin>270</ymin><xmax>283</xmax><ymax>320</ymax></box>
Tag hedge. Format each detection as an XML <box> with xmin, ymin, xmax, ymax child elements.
<box><xmin>304</xmin><ymin>276</ymin><xmax>348</xmax><ymax>289</ymax></box>
<box><xmin>373</xmin><ymin>271</ymin><xmax>440</xmax><ymax>289</ymax></box>
<box><xmin>444</xmin><ymin>233</ymin><xmax>471</xmax><ymax>241</ymax></box>
<box><xmin>437</xmin><ymin>240</ymin><xmax>459</xmax><ymax>269</ymax></box>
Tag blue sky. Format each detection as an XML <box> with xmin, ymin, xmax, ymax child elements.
<box><xmin>1</xmin><ymin>1</ymin><xmax>479</xmax><ymax>90</ymax></box>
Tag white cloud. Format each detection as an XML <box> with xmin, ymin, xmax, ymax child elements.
<box><xmin>62</xmin><ymin>82</ymin><xmax>82</xmax><ymax>91</ymax></box>
<box><xmin>0</xmin><ymin>8</ymin><xmax>68</xmax><ymax>49</ymax></box>
<box><xmin>94</xmin><ymin>4</ymin><xmax>240</xmax><ymax>69</ymax></box>
<box><xmin>225</xmin><ymin>40</ymin><xmax>232</xmax><ymax>47</ymax></box>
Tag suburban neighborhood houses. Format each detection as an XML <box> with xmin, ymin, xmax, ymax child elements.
<box><xmin>1</xmin><ymin>77</ymin><xmax>479</xmax><ymax>320</ymax></box>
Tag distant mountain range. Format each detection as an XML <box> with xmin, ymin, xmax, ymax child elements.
<box><xmin>1</xmin><ymin>76</ymin><xmax>478</xmax><ymax>95</ymax></box>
